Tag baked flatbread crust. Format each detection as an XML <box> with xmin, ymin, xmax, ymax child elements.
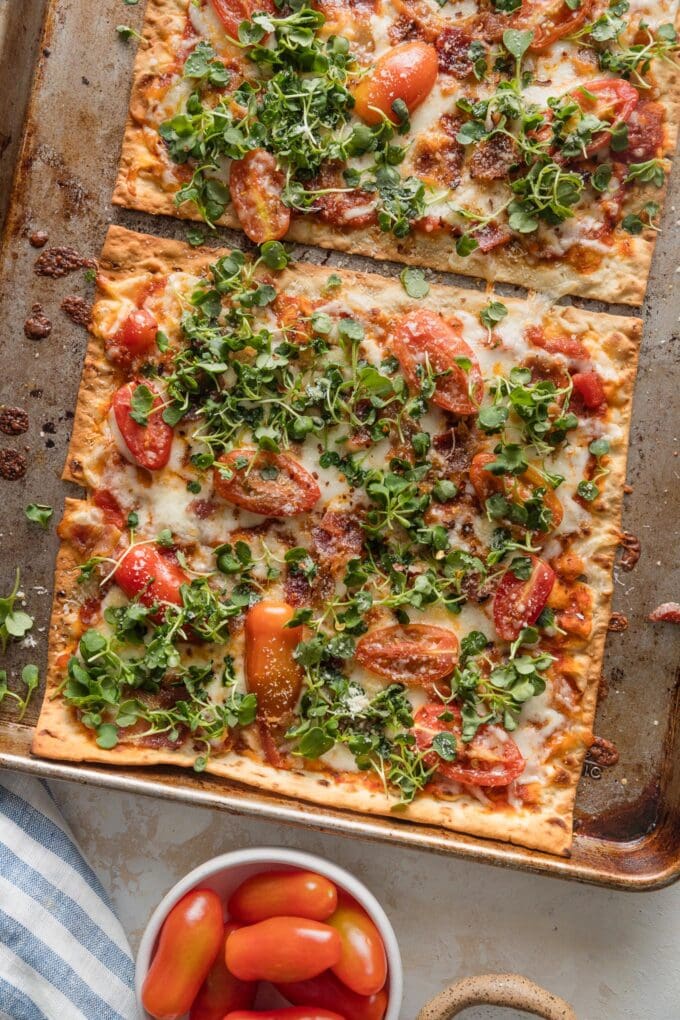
<box><xmin>112</xmin><ymin>0</ymin><xmax>680</xmax><ymax>304</ymax></box>
<box><xmin>33</xmin><ymin>226</ymin><xmax>641</xmax><ymax>856</ymax></box>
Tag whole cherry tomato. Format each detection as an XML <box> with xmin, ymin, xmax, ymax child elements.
<box><xmin>389</xmin><ymin>309</ymin><xmax>482</xmax><ymax>415</ymax></box>
<box><xmin>190</xmin><ymin>923</ymin><xmax>256</xmax><ymax>1020</ymax></box>
<box><xmin>228</xmin><ymin>870</ymin><xmax>338</xmax><ymax>924</ymax></box>
<box><xmin>224</xmin><ymin>1011</ymin><xmax>345</xmax><ymax>1020</ymax></box>
<box><xmin>225</xmin><ymin>917</ymin><xmax>341</xmax><ymax>983</ymax></box>
<box><xmin>277</xmin><ymin>971</ymin><xmax>388</xmax><ymax>1020</ymax></box>
<box><xmin>570</xmin><ymin>371</ymin><xmax>606</xmax><ymax>411</ymax></box>
<box><xmin>353</xmin><ymin>41</ymin><xmax>438</xmax><ymax>125</ymax></box>
<box><xmin>114</xmin><ymin>308</ymin><xmax>158</xmax><ymax>356</ymax></box>
<box><xmin>413</xmin><ymin>703</ymin><xmax>525</xmax><ymax>787</ymax></box>
<box><xmin>355</xmin><ymin>625</ymin><xmax>459</xmax><ymax>688</ymax></box>
<box><xmin>142</xmin><ymin>889</ymin><xmax>224</xmax><ymax>1020</ymax></box>
<box><xmin>210</xmin><ymin>0</ymin><xmax>275</xmax><ymax>37</ymax></box>
<box><xmin>327</xmin><ymin>894</ymin><xmax>387</xmax><ymax>997</ymax></box>
<box><xmin>214</xmin><ymin>449</ymin><xmax>320</xmax><ymax>517</ymax></box>
<box><xmin>111</xmin><ymin>381</ymin><xmax>173</xmax><ymax>471</ymax></box>
<box><xmin>114</xmin><ymin>544</ymin><xmax>188</xmax><ymax>609</ymax></box>
<box><xmin>229</xmin><ymin>149</ymin><xmax>291</xmax><ymax>244</ymax></box>
<box><xmin>244</xmin><ymin>600</ymin><xmax>304</xmax><ymax>726</ymax></box>
<box><xmin>492</xmin><ymin>555</ymin><xmax>556</xmax><ymax>642</ymax></box>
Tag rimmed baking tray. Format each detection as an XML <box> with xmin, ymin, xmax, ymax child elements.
<box><xmin>1</xmin><ymin>0</ymin><xmax>678</xmax><ymax>890</ymax></box>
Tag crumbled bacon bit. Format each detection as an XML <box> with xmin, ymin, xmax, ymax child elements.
<box><xmin>619</xmin><ymin>531</ymin><xmax>641</xmax><ymax>572</ymax></box>
<box><xmin>436</xmin><ymin>27</ymin><xmax>473</xmax><ymax>78</ymax></box>
<box><xmin>34</xmin><ymin>246</ymin><xmax>95</xmax><ymax>278</ymax></box>
<box><xmin>608</xmin><ymin>612</ymin><xmax>629</xmax><ymax>632</ymax></box>
<box><xmin>61</xmin><ymin>295</ymin><xmax>92</xmax><ymax>328</ymax></box>
<box><xmin>0</xmin><ymin>407</ymin><xmax>29</xmax><ymax>435</ymax></box>
<box><xmin>24</xmin><ymin>304</ymin><xmax>52</xmax><ymax>341</ymax></box>
<box><xmin>648</xmin><ymin>602</ymin><xmax>680</xmax><ymax>624</ymax></box>
<box><xmin>0</xmin><ymin>449</ymin><xmax>27</xmax><ymax>480</ymax></box>
<box><xmin>588</xmin><ymin>735</ymin><xmax>619</xmax><ymax>768</ymax></box>
<box><xmin>472</xmin><ymin>221</ymin><xmax>511</xmax><ymax>253</ymax></box>
<box><xmin>469</xmin><ymin>134</ymin><xmax>517</xmax><ymax>181</ymax></box>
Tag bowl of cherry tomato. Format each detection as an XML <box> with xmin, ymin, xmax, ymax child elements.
<box><xmin>136</xmin><ymin>846</ymin><xmax>402</xmax><ymax>1020</ymax></box>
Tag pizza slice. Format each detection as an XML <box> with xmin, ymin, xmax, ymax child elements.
<box><xmin>113</xmin><ymin>0</ymin><xmax>679</xmax><ymax>303</ymax></box>
<box><xmin>34</xmin><ymin>225</ymin><xmax>640</xmax><ymax>855</ymax></box>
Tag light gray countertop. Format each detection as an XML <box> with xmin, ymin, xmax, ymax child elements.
<box><xmin>50</xmin><ymin>779</ymin><xmax>678</xmax><ymax>1020</ymax></box>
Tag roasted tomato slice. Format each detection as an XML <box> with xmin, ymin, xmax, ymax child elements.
<box><xmin>114</xmin><ymin>544</ymin><xmax>188</xmax><ymax>609</ymax></box>
<box><xmin>511</xmin><ymin>0</ymin><xmax>592</xmax><ymax>50</ymax></box>
<box><xmin>573</xmin><ymin>79</ymin><xmax>639</xmax><ymax>155</ymax></box>
<box><xmin>229</xmin><ymin>149</ymin><xmax>291</xmax><ymax>244</ymax></box>
<box><xmin>113</xmin><ymin>308</ymin><xmax>158</xmax><ymax>357</ymax></box>
<box><xmin>214</xmin><ymin>450</ymin><xmax>321</xmax><ymax>517</ymax></box>
<box><xmin>389</xmin><ymin>309</ymin><xmax>482</xmax><ymax>415</ymax></box>
<box><xmin>92</xmin><ymin>488</ymin><xmax>125</xmax><ymax>530</ymax></box>
<box><xmin>570</xmin><ymin>370</ymin><xmax>606</xmax><ymax>411</ymax></box>
<box><xmin>209</xmin><ymin>0</ymin><xmax>275</xmax><ymax>37</ymax></box>
<box><xmin>469</xmin><ymin>453</ymin><xmax>564</xmax><ymax>532</ymax></box>
<box><xmin>111</xmin><ymin>381</ymin><xmax>173</xmax><ymax>471</ymax></box>
<box><xmin>245</xmin><ymin>599</ymin><xmax>304</xmax><ymax>724</ymax></box>
<box><xmin>353</xmin><ymin>41</ymin><xmax>439</xmax><ymax>125</ymax></box>
<box><xmin>493</xmin><ymin>554</ymin><xmax>556</xmax><ymax>641</ymax></box>
<box><xmin>356</xmin><ymin>624</ymin><xmax>459</xmax><ymax>686</ymax></box>
<box><xmin>413</xmin><ymin>703</ymin><xmax>526</xmax><ymax>787</ymax></box>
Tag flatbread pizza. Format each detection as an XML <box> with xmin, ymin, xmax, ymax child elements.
<box><xmin>113</xmin><ymin>0</ymin><xmax>679</xmax><ymax>303</ymax></box>
<box><xmin>33</xmin><ymin>225</ymin><xmax>641</xmax><ymax>855</ymax></box>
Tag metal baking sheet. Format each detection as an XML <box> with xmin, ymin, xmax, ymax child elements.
<box><xmin>1</xmin><ymin>0</ymin><xmax>679</xmax><ymax>889</ymax></box>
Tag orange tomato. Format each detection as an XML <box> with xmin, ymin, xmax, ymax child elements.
<box><xmin>141</xmin><ymin>889</ymin><xmax>224</xmax><ymax>1020</ymax></box>
<box><xmin>328</xmin><ymin>894</ymin><xmax>387</xmax><ymax>997</ymax></box>
<box><xmin>469</xmin><ymin>453</ymin><xmax>563</xmax><ymax>532</ymax></box>
<box><xmin>228</xmin><ymin>870</ymin><xmax>338</xmax><ymax>923</ymax></box>
<box><xmin>353</xmin><ymin>41</ymin><xmax>438</xmax><ymax>125</ymax></box>
<box><xmin>229</xmin><ymin>149</ymin><xmax>291</xmax><ymax>244</ymax></box>
<box><xmin>244</xmin><ymin>600</ymin><xmax>304</xmax><ymax>724</ymax></box>
<box><xmin>225</xmin><ymin>917</ymin><xmax>342</xmax><ymax>983</ymax></box>
<box><xmin>224</xmin><ymin>1010</ymin><xmax>345</xmax><ymax>1020</ymax></box>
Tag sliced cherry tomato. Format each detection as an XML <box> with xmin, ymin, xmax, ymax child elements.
<box><xmin>469</xmin><ymin>453</ymin><xmax>564</xmax><ymax>532</ymax></box>
<box><xmin>111</xmin><ymin>381</ymin><xmax>173</xmax><ymax>471</ymax></box>
<box><xmin>142</xmin><ymin>889</ymin><xmax>224</xmax><ymax>1020</ymax></box>
<box><xmin>225</xmin><ymin>1011</ymin><xmax>345</xmax><ymax>1020</ymax></box>
<box><xmin>649</xmin><ymin>602</ymin><xmax>680</xmax><ymax>623</ymax></box>
<box><xmin>353</xmin><ymin>41</ymin><xmax>438</xmax><ymax>125</ymax></box>
<box><xmin>511</xmin><ymin>0</ymin><xmax>592</xmax><ymax>50</ymax></box>
<box><xmin>190</xmin><ymin>923</ymin><xmax>256</xmax><ymax>1020</ymax></box>
<box><xmin>210</xmin><ymin>0</ymin><xmax>276</xmax><ymax>36</ymax></box>
<box><xmin>355</xmin><ymin>624</ymin><xmax>459</xmax><ymax>687</ymax></box>
<box><xmin>328</xmin><ymin>894</ymin><xmax>387</xmax><ymax>997</ymax></box>
<box><xmin>389</xmin><ymin>309</ymin><xmax>482</xmax><ymax>415</ymax></box>
<box><xmin>214</xmin><ymin>449</ymin><xmax>321</xmax><ymax>517</ymax></box>
<box><xmin>93</xmin><ymin>488</ymin><xmax>125</xmax><ymax>529</ymax></box>
<box><xmin>114</xmin><ymin>544</ymin><xmax>188</xmax><ymax>609</ymax></box>
<box><xmin>413</xmin><ymin>703</ymin><xmax>525</xmax><ymax>787</ymax></box>
<box><xmin>524</xmin><ymin>324</ymin><xmax>587</xmax><ymax>360</ymax></box>
<box><xmin>277</xmin><ymin>971</ymin><xmax>388</xmax><ymax>1020</ymax></box>
<box><xmin>570</xmin><ymin>371</ymin><xmax>606</xmax><ymax>411</ymax></box>
<box><xmin>245</xmin><ymin>599</ymin><xmax>304</xmax><ymax>724</ymax></box>
<box><xmin>229</xmin><ymin>149</ymin><xmax>291</xmax><ymax>244</ymax></box>
<box><xmin>229</xmin><ymin>870</ymin><xmax>338</xmax><ymax>924</ymax></box>
<box><xmin>113</xmin><ymin>308</ymin><xmax>158</xmax><ymax>357</ymax></box>
<box><xmin>574</xmin><ymin>79</ymin><xmax>639</xmax><ymax>155</ymax></box>
<box><xmin>225</xmin><ymin>917</ymin><xmax>341</xmax><ymax>983</ymax></box>
<box><xmin>493</xmin><ymin>554</ymin><xmax>556</xmax><ymax>641</ymax></box>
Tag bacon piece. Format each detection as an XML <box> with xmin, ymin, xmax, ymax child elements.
<box><xmin>469</xmin><ymin>134</ymin><xmax>517</xmax><ymax>181</ymax></box>
<box><xmin>472</xmin><ymin>221</ymin><xmax>511</xmax><ymax>253</ymax></box>
<box><xmin>619</xmin><ymin>100</ymin><xmax>664</xmax><ymax>165</ymax></box>
<box><xmin>436</xmin><ymin>27</ymin><xmax>473</xmax><ymax>78</ymax></box>
<box><xmin>413</xmin><ymin>114</ymin><xmax>465</xmax><ymax>189</ymax></box>
<box><xmin>588</xmin><ymin>735</ymin><xmax>619</xmax><ymax>767</ymax></box>
<box><xmin>312</xmin><ymin>509</ymin><xmax>364</xmax><ymax>570</ymax></box>
<box><xmin>648</xmin><ymin>602</ymin><xmax>680</xmax><ymax>624</ymax></box>
<box><xmin>608</xmin><ymin>612</ymin><xmax>629</xmax><ymax>632</ymax></box>
<box><xmin>618</xmin><ymin>531</ymin><xmax>641</xmax><ymax>572</ymax></box>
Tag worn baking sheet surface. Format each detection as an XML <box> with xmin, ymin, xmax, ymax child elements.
<box><xmin>0</xmin><ymin>0</ymin><xmax>679</xmax><ymax>887</ymax></box>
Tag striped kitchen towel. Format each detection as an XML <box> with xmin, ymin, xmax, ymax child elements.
<box><xmin>0</xmin><ymin>772</ymin><xmax>137</xmax><ymax>1020</ymax></box>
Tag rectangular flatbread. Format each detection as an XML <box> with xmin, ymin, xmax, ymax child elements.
<box><xmin>113</xmin><ymin>0</ymin><xmax>680</xmax><ymax>303</ymax></box>
<box><xmin>33</xmin><ymin>225</ymin><xmax>641</xmax><ymax>855</ymax></box>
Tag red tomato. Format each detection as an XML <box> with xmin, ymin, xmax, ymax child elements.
<box><xmin>225</xmin><ymin>917</ymin><xmax>341</xmax><ymax>983</ymax></box>
<box><xmin>389</xmin><ymin>309</ymin><xmax>482</xmax><ymax>415</ymax></box>
<box><xmin>228</xmin><ymin>870</ymin><xmax>338</xmax><ymax>924</ymax></box>
<box><xmin>649</xmin><ymin>602</ymin><xmax>680</xmax><ymax>623</ymax></box>
<box><xmin>511</xmin><ymin>0</ymin><xmax>592</xmax><ymax>50</ymax></box>
<box><xmin>354</xmin><ymin>41</ymin><xmax>438</xmax><ymax>125</ymax></box>
<box><xmin>114</xmin><ymin>308</ymin><xmax>158</xmax><ymax>357</ymax></box>
<box><xmin>413</xmin><ymin>703</ymin><xmax>525</xmax><ymax>787</ymax></box>
<box><xmin>209</xmin><ymin>0</ymin><xmax>275</xmax><ymax>37</ymax></box>
<box><xmin>229</xmin><ymin>149</ymin><xmax>291</xmax><ymax>244</ymax></box>
<box><xmin>355</xmin><ymin>625</ymin><xmax>459</xmax><ymax>687</ymax></box>
<box><xmin>574</xmin><ymin>79</ymin><xmax>639</xmax><ymax>155</ymax></box>
<box><xmin>224</xmin><ymin>1011</ymin><xmax>345</xmax><ymax>1020</ymax></box>
<box><xmin>245</xmin><ymin>600</ymin><xmax>304</xmax><ymax>724</ymax></box>
<box><xmin>328</xmin><ymin>894</ymin><xmax>387</xmax><ymax>997</ymax></box>
<box><xmin>469</xmin><ymin>453</ymin><xmax>563</xmax><ymax>532</ymax></box>
<box><xmin>142</xmin><ymin>889</ymin><xmax>224</xmax><ymax>1020</ymax></box>
<box><xmin>93</xmin><ymin>488</ymin><xmax>125</xmax><ymax>529</ymax></box>
<box><xmin>524</xmin><ymin>324</ymin><xmax>587</xmax><ymax>360</ymax></box>
<box><xmin>277</xmin><ymin>971</ymin><xmax>388</xmax><ymax>1020</ymax></box>
<box><xmin>570</xmin><ymin>371</ymin><xmax>606</xmax><ymax>411</ymax></box>
<box><xmin>190</xmin><ymin>923</ymin><xmax>255</xmax><ymax>1020</ymax></box>
<box><xmin>114</xmin><ymin>544</ymin><xmax>188</xmax><ymax>609</ymax></box>
<box><xmin>493</xmin><ymin>555</ymin><xmax>556</xmax><ymax>641</ymax></box>
<box><xmin>214</xmin><ymin>449</ymin><xmax>321</xmax><ymax>517</ymax></box>
<box><xmin>111</xmin><ymin>381</ymin><xmax>173</xmax><ymax>471</ymax></box>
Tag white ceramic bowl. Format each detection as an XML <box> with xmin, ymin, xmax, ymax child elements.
<box><xmin>136</xmin><ymin>846</ymin><xmax>403</xmax><ymax>1020</ymax></box>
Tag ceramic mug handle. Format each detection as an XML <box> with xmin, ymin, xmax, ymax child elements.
<box><xmin>417</xmin><ymin>973</ymin><xmax>577</xmax><ymax>1020</ymax></box>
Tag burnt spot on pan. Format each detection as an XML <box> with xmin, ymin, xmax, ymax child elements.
<box><xmin>575</xmin><ymin>779</ymin><xmax>660</xmax><ymax>842</ymax></box>
<box><xmin>34</xmin><ymin>246</ymin><xmax>95</xmax><ymax>278</ymax></box>
<box><xmin>28</xmin><ymin>229</ymin><xmax>48</xmax><ymax>248</ymax></box>
<box><xmin>61</xmin><ymin>294</ymin><xmax>92</xmax><ymax>328</ymax></box>
<box><xmin>0</xmin><ymin>449</ymin><xmax>28</xmax><ymax>480</ymax></box>
<box><xmin>0</xmin><ymin>407</ymin><xmax>29</xmax><ymax>435</ymax></box>
<box><xmin>24</xmin><ymin>303</ymin><xmax>52</xmax><ymax>340</ymax></box>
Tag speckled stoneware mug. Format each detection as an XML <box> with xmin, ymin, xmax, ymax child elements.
<box><xmin>417</xmin><ymin>973</ymin><xmax>577</xmax><ymax>1019</ymax></box>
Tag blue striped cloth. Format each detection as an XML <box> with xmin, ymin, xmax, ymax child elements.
<box><xmin>0</xmin><ymin>773</ymin><xmax>137</xmax><ymax>1020</ymax></box>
